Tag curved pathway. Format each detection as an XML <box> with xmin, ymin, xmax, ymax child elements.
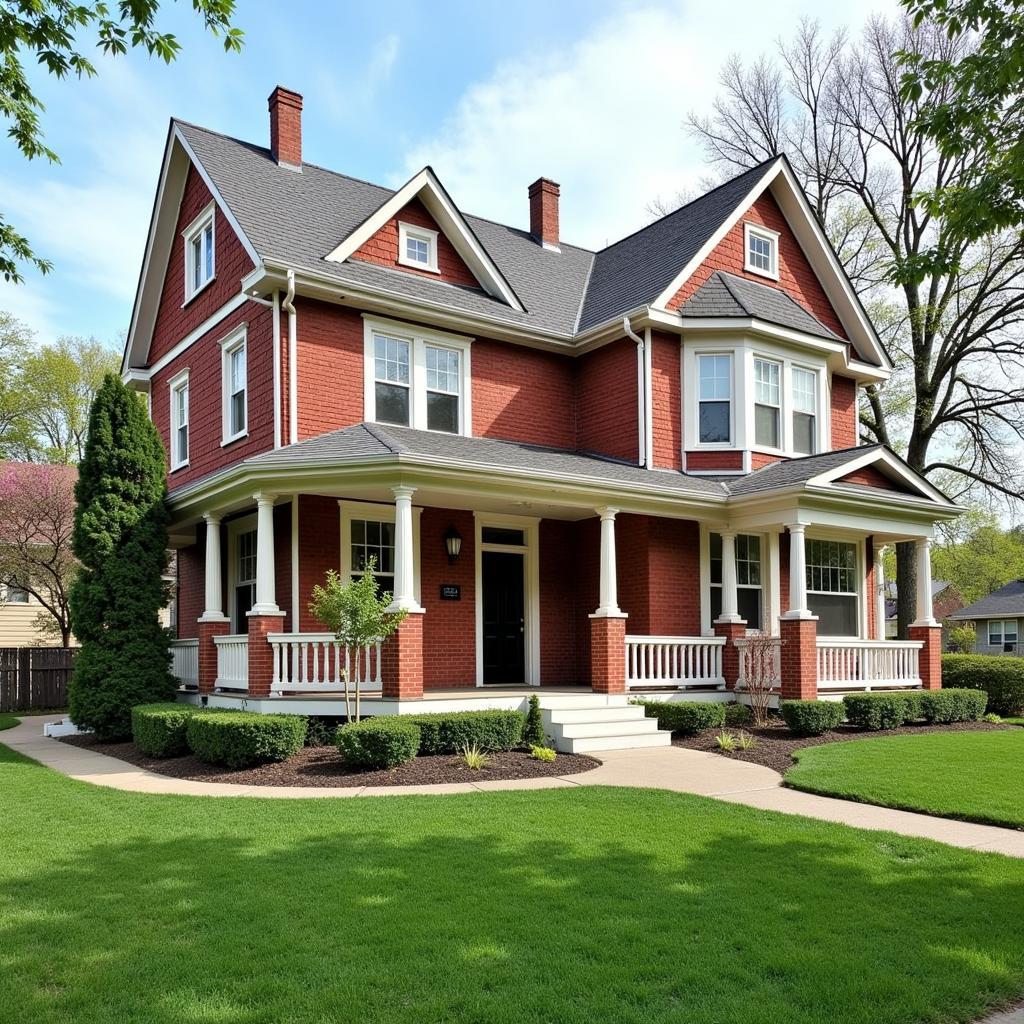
<box><xmin>5</xmin><ymin>717</ymin><xmax>1024</xmax><ymax>858</ymax></box>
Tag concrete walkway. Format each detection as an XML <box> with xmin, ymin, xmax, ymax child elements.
<box><xmin>5</xmin><ymin>717</ymin><xmax>1024</xmax><ymax>857</ymax></box>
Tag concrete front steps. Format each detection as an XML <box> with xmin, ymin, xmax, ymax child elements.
<box><xmin>539</xmin><ymin>695</ymin><xmax>672</xmax><ymax>753</ymax></box>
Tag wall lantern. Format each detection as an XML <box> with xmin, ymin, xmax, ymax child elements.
<box><xmin>444</xmin><ymin>525</ymin><xmax>462</xmax><ymax>564</ymax></box>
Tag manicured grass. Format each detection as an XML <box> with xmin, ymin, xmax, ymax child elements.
<box><xmin>0</xmin><ymin>714</ymin><xmax>19</xmax><ymax>731</ymax></box>
<box><xmin>1004</xmin><ymin>718</ymin><xmax>1024</xmax><ymax>726</ymax></box>
<box><xmin>3</xmin><ymin>743</ymin><xmax>1024</xmax><ymax>1023</ymax></box>
<box><xmin>787</xmin><ymin>730</ymin><xmax>1024</xmax><ymax>829</ymax></box>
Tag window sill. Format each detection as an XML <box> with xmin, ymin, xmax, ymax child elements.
<box><xmin>743</xmin><ymin>262</ymin><xmax>779</xmax><ymax>281</ymax></box>
<box><xmin>397</xmin><ymin>257</ymin><xmax>440</xmax><ymax>274</ymax></box>
<box><xmin>221</xmin><ymin>431</ymin><xmax>249</xmax><ymax>448</ymax></box>
<box><xmin>170</xmin><ymin>461</ymin><xmax>190</xmax><ymax>473</ymax></box>
<box><xmin>182</xmin><ymin>275</ymin><xmax>217</xmax><ymax>308</ymax></box>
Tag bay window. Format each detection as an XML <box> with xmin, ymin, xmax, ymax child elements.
<box><xmin>373</xmin><ymin>334</ymin><xmax>411</xmax><ymax>426</ymax></box>
<box><xmin>425</xmin><ymin>345</ymin><xmax>461</xmax><ymax>433</ymax></box>
<box><xmin>698</xmin><ymin>354</ymin><xmax>732</xmax><ymax>444</ymax></box>
<box><xmin>792</xmin><ymin>367</ymin><xmax>817</xmax><ymax>455</ymax></box>
<box><xmin>710</xmin><ymin>532</ymin><xmax>763</xmax><ymax>628</ymax></box>
<box><xmin>806</xmin><ymin>538</ymin><xmax>859</xmax><ymax>636</ymax></box>
<box><xmin>754</xmin><ymin>358</ymin><xmax>781</xmax><ymax>448</ymax></box>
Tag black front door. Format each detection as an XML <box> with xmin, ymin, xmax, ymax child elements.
<box><xmin>482</xmin><ymin>551</ymin><xmax>525</xmax><ymax>684</ymax></box>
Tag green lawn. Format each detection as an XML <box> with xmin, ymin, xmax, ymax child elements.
<box><xmin>786</xmin><ymin>730</ymin><xmax>1024</xmax><ymax>829</ymax></box>
<box><xmin>0</xmin><ymin>714</ymin><xmax>18</xmax><ymax>730</ymax></box>
<box><xmin>3</xmin><ymin>744</ymin><xmax>1024</xmax><ymax>1024</ymax></box>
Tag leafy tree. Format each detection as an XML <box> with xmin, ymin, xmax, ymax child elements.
<box><xmin>0</xmin><ymin>0</ymin><xmax>243</xmax><ymax>283</ymax></box>
<box><xmin>900</xmin><ymin>0</ymin><xmax>1024</xmax><ymax>246</ymax></box>
<box><xmin>309</xmin><ymin>561</ymin><xmax>408</xmax><ymax>721</ymax></box>
<box><xmin>68</xmin><ymin>373</ymin><xmax>174</xmax><ymax>739</ymax></box>
<box><xmin>0</xmin><ymin>462</ymin><xmax>78</xmax><ymax>645</ymax></box>
<box><xmin>931</xmin><ymin>509</ymin><xmax>1024</xmax><ymax>604</ymax></box>
<box><xmin>684</xmin><ymin>15</ymin><xmax>1024</xmax><ymax>635</ymax></box>
<box><xmin>0</xmin><ymin>312</ymin><xmax>33</xmax><ymax>458</ymax></box>
<box><xmin>947</xmin><ymin>623</ymin><xmax>977</xmax><ymax>653</ymax></box>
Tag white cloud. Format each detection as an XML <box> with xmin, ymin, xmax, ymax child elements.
<box><xmin>402</xmin><ymin>0</ymin><xmax>900</xmax><ymax>249</ymax></box>
<box><xmin>316</xmin><ymin>33</ymin><xmax>401</xmax><ymax>121</ymax></box>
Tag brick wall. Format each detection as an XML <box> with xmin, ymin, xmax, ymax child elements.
<box><xmin>751</xmin><ymin>452</ymin><xmax>784</xmax><ymax>470</ymax></box>
<box><xmin>576</xmin><ymin>338</ymin><xmax>639</xmax><ymax>461</ymax></box>
<box><xmin>274</xmin><ymin>503</ymin><xmax>293</xmax><ymax>633</ymax></box>
<box><xmin>831</xmin><ymin>375</ymin><xmax>858</xmax><ymax>449</ymax></box>
<box><xmin>837</xmin><ymin>464</ymin><xmax>912</xmax><ymax>493</ymax></box>
<box><xmin>176</xmin><ymin>540</ymin><xmax>206</xmax><ymax>637</ymax></box>
<box><xmin>539</xmin><ymin>520</ymin><xmax>578</xmax><ymax>684</ymax></box>
<box><xmin>650</xmin><ymin>331</ymin><xmax>681</xmax><ymax>470</ymax></box>
<box><xmin>686</xmin><ymin>450</ymin><xmax>744</xmax><ymax>471</ymax></box>
<box><xmin>296</xmin><ymin>495</ymin><xmax>341</xmax><ymax>632</ymax></box>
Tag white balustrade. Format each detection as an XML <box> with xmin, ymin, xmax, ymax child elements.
<box><xmin>816</xmin><ymin>640</ymin><xmax>923</xmax><ymax>689</ymax></box>
<box><xmin>625</xmin><ymin>635</ymin><xmax>726</xmax><ymax>689</ymax></box>
<box><xmin>214</xmin><ymin>634</ymin><xmax>249</xmax><ymax>690</ymax></box>
<box><xmin>735</xmin><ymin>636</ymin><xmax>782</xmax><ymax>691</ymax></box>
<box><xmin>170</xmin><ymin>639</ymin><xmax>199</xmax><ymax>687</ymax></box>
<box><xmin>269</xmin><ymin>633</ymin><xmax>382</xmax><ymax>694</ymax></box>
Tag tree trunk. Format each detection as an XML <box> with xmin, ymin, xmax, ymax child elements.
<box><xmin>895</xmin><ymin>541</ymin><xmax>918</xmax><ymax>640</ymax></box>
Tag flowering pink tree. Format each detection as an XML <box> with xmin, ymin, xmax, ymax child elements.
<box><xmin>0</xmin><ymin>462</ymin><xmax>78</xmax><ymax>645</ymax></box>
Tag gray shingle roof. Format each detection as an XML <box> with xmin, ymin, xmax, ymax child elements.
<box><xmin>681</xmin><ymin>271</ymin><xmax>841</xmax><ymax>341</ymax></box>
<box><xmin>725</xmin><ymin>446</ymin><xmax>883</xmax><ymax>496</ymax></box>
<box><xmin>947</xmin><ymin>580</ymin><xmax>1024</xmax><ymax>620</ymax></box>
<box><xmin>246</xmin><ymin>423</ymin><xmax>729</xmax><ymax>498</ymax></box>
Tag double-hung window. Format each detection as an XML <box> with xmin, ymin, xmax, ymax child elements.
<box><xmin>221</xmin><ymin>329</ymin><xmax>247</xmax><ymax>443</ymax></box>
<box><xmin>754</xmin><ymin>358</ymin><xmax>781</xmax><ymax>449</ymax></box>
<box><xmin>169</xmin><ymin>372</ymin><xmax>189</xmax><ymax>470</ymax></box>
<box><xmin>398</xmin><ymin>222</ymin><xmax>439</xmax><ymax>272</ymax></box>
<box><xmin>792</xmin><ymin>367</ymin><xmax>817</xmax><ymax>455</ymax></box>
<box><xmin>373</xmin><ymin>334</ymin><xmax>412</xmax><ymax>426</ymax></box>
<box><xmin>744</xmin><ymin>223</ymin><xmax>779</xmax><ymax>279</ymax></box>
<box><xmin>184</xmin><ymin>204</ymin><xmax>215</xmax><ymax>300</ymax></box>
<box><xmin>989</xmin><ymin>620</ymin><xmax>1019</xmax><ymax>649</ymax></box>
<box><xmin>426</xmin><ymin>345</ymin><xmax>461</xmax><ymax>433</ymax></box>
<box><xmin>233</xmin><ymin>529</ymin><xmax>257</xmax><ymax>632</ymax></box>
<box><xmin>350</xmin><ymin>519</ymin><xmax>396</xmax><ymax>597</ymax></box>
<box><xmin>698</xmin><ymin>354</ymin><xmax>732</xmax><ymax>444</ymax></box>
<box><xmin>806</xmin><ymin>539</ymin><xmax>859</xmax><ymax>636</ymax></box>
<box><xmin>709</xmin><ymin>533</ymin><xmax>763</xmax><ymax>628</ymax></box>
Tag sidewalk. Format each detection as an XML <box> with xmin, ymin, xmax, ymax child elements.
<box><xmin>5</xmin><ymin>716</ymin><xmax>1024</xmax><ymax>857</ymax></box>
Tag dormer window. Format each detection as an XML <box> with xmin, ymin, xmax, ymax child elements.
<box><xmin>398</xmin><ymin>221</ymin><xmax>439</xmax><ymax>273</ymax></box>
<box><xmin>183</xmin><ymin>203</ymin><xmax>215</xmax><ymax>300</ymax></box>
<box><xmin>744</xmin><ymin>223</ymin><xmax>779</xmax><ymax>280</ymax></box>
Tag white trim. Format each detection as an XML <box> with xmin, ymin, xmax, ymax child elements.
<box><xmin>473</xmin><ymin>512</ymin><xmax>540</xmax><ymax>687</ymax></box>
<box><xmin>743</xmin><ymin>222</ymin><xmax>780</xmax><ymax>280</ymax></box>
<box><xmin>803</xmin><ymin>532</ymin><xmax>864</xmax><ymax>639</ymax></box>
<box><xmin>182</xmin><ymin>200</ymin><xmax>216</xmax><ymax>303</ymax></box>
<box><xmin>338</xmin><ymin>500</ymin><xmax>422</xmax><ymax>606</ymax></box>
<box><xmin>324</xmin><ymin>167</ymin><xmax>525</xmax><ymax>311</ymax></box>
<box><xmin>219</xmin><ymin>324</ymin><xmax>248</xmax><ymax>446</ymax></box>
<box><xmin>226</xmin><ymin>513</ymin><xmax>257</xmax><ymax>633</ymax></box>
<box><xmin>168</xmin><ymin>369</ymin><xmax>190</xmax><ymax>471</ymax></box>
<box><xmin>291</xmin><ymin>495</ymin><xmax>300</xmax><ymax>630</ymax></box>
<box><xmin>810</xmin><ymin>447</ymin><xmax>952</xmax><ymax>506</ymax></box>
<box><xmin>398</xmin><ymin>221</ymin><xmax>439</xmax><ymax>273</ymax></box>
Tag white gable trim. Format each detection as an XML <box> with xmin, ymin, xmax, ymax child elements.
<box><xmin>810</xmin><ymin>448</ymin><xmax>952</xmax><ymax>506</ymax></box>
<box><xmin>324</xmin><ymin>167</ymin><xmax>525</xmax><ymax>312</ymax></box>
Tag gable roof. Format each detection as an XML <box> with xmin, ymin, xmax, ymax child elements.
<box><xmin>947</xmin><ymin>580</ymin><xmax>1024</xmax><ymax>620</ymax></box>
<box><xmin>680</xmin><ymin>271</ymin><xmax>842</xmax><ymax>341</ymax></box>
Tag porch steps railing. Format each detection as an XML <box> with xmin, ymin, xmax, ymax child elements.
<box><xmin>816</xmin><ymin>640</ymin><xmax>923</xmax><ymax>689</ymax></box>
<box><xmin>214</xmin><ymin>634</ymin><xmax>249</xmax><ymax>690</ymax></box>
<box><xmin>269</xmin><ymin>633</ymin><xmax>382</xmax><ymax>694</ymax></box>
<box><xmin>170</xmin><ymin>638</ymin><xmax>199</xmax><ymax>688</ymax></box>
<box><xmin>625</xmin><ymin>635</ymin><xmax>726</xmax><ymax>690</ymax></box>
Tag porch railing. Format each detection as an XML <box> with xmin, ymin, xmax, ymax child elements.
<box><xmin>625</xmin><ymin>635</ymin><xmax>726</xmax><ymax>689</ymax></box>
<box><xmin>269</xmin><ymin>633</ymin><xmax>382</xmax><ymax>694</ymax></box>
<box><xmin>214</xmin><ymin>634</ymin><xmax>249</xmax><ymax>690</ymax></box>
<box><xmin>735</xmin><ymin>636</ymin><xmax>782</xmax><ymax>690</ymax></box>
<box><xmin>170</xmin><ymin>638</ymin><xmax>199</xmax><ymax>688</ymax></box>
<box><xmin>816</xmin><ymin>639</ymin><xmax>923</xmax><ymax>689</ymax></box>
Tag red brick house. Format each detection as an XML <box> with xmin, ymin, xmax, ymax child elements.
<box><xmin>123</xmin><ymin>87</ymin><xmax>958</xmax><ymax>749</ymax></box>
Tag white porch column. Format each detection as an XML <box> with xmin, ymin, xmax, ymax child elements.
<box><xmin>874</xmin><ymin>544</ymin><xmax>888</xmax><ymax>640</ymax></box>
<box><xmin>783</xmin><ymin>523</ymin><xmax>813</xmax><ymax>619</ymax></box>
<box><xmin>716</xmin><ymin>531</ymin><xmax>743</xmax><ymax>623</ymax></box>
<box><xmin>250</xmin><ymin>492</ymin><xmax>280</xmax><ymax>615</ymax></box>
<box><xmin>912</xmin><ymin>536</ymin><xmax>937</xmax><ymax>626</ymax></box>
<box><xmin>199</xmin><ymin>513</ymin><xmax>227</xmax><ymax>621</ymax></box>
<box><xmin>593</xmin><ymin>507</ymin><xmax>622</xmax><ymax>617</ymax></box>
<box><xmin>390</xmin><ymin>486</ymin><xmax>423</xmax><ymax>613</ymax></box>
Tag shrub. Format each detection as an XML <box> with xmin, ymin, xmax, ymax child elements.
<box><xmin>335</xmin><ymin>718</ymin><xmax>420</xmax><ymax>770</ymax></box>
<box><xmin>400</xmin><ymin>710</ymin><xmax>526</xmax><ymax>754</ymax></box>
<box><xmin>983</xmin><ymin>712</ymin><xmax>1002</xmax><ymax>724</ymax></box>
<box><xmin>523</xmin><ymin>695</ymin><xmax>545</xmax><ymax>746</ymax></box>
<box><xmin>724</xmin><ymin>703</ymin><xmax>752</xmax><ymax>727</ymax></box>
<box><xmin>843</xmin><ymin>693</ymin><xmax>913</xmax><ymax>731</ymax></box>
<box><xmin>946</xmin><ymin>624</ymin><xmax>977</xmax><ymax>654</ymax></box>
<box><xmin>530</xmin><ymin>744</ymin><xmax>556</xmax><ymax>762</ymax></box>
<box><xmin>942</xmin><ymin>654</ymin><xmax>1024</xmax><ymax>716</ymax></box>
<box><xmin>780</xmin><ymin>699</ymin><xmax>844</xmax><ymax>736</ymax></box>
<box><xmin>715</xmin><ymin>730</ymin><xmax>737</xmax><ymax>751</ymax></box>
<box><xmin>304</xmin><ymin>716</ymin><xmax>344</xmax><ymax>747</ymax></box>
<box><xmin>921</xmin><ymin>688</ymin><xmax>987</xmax><ymax>724</ymax></box>
<box><xmin>186</xmin><ymin>712</ymin><xmax>307</xmax><ymax>769</ymax></box>
<box><xmin>131</xmin><ymin>702</ymin><xmax>201</xmax><ymax>757</ymax></box>
<box><xmin>636</xmin><ymin>700</ymin><xmax>726</xmax><ymax>735</ymax></box>
<box><xmin>460</xmin><ymin>743</ymin><xmax>490</xmax><ymax>771</ymax></box>
<box><xmin>902</xmin><ymin>690</ymin><xmax>926</xmax><ymax>722</ymax></box>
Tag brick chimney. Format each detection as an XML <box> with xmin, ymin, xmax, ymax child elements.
<box><xmin>529</xmin><ymin>177</ymin><xmax>560</xmax><ymax>250</ymax></box>
<box><xmin>268</xmin><ymin>86</ymin><xmax>303</xmax><ymax>169</ymax></box>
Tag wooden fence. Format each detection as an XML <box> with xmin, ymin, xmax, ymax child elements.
<box><xmin>0</xmin><ymin>647</ymin><xmax>75</xmax><ymax>712</ymax></box>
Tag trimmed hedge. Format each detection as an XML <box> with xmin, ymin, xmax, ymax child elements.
<box><xmin>131</xmin><ymin>702</ymin><xmax>202</xmax><ymax>757</ymax></box>
<box><xmin>843</xmin><ymin>692</ymin><xmax>915</xmax><ymax>731</ymax></box>
<box><xmin>186</xmin><ymin>712</ymin><xmax>307</xmax><ymax>769</ymax></box>
<box><xmin>335</xmin><ymin>718</ymin><xmax>420</xmax><ymax>770</ymax></box>
<box><xmin>942</xmin><ymin>654</ymin><xmax>1024</xmax><ymax>716</ymax></box>
<box><xmin>921</xmin><ymin>688</ymin><xmax>987</xmax><ymax>724</ymax></box>
<box><xmin>780</xmin><ymin>699</ymin><xmax>844</xmax><ymax>736</ymax></box>
<box><xmin>724</xmin><ymin>703</ymin><xmax>752</xmax><ymax>727</ymax></box>
<box><xmin>399</xmin><ymin>710</ymin><xmax>526</xmax><ymax>754</ymax></box>
<box><xmin>636</xmin><ymin>700</ymin><xmax>726</xmax><ymax>735</ymax></box>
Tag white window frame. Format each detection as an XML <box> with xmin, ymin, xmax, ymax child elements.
<box><xmin>744</xmin><ymin>222</ymin><xmax>779</xmax><ymax>280</ymax></box>
<box><xmin>989</xmin><ymin>619</ymin><xmax>1018</xmax><ymax>646</ymax></box>
<box><xmin>804</xmin><ymin>534</ymin><xmax>864</xmax><ymax>639</ymax></box>
<box><xmin>791</xmin><ymin>365</ymin><xmax>818</xmax><ymax>456</ymax></box>
<box><xmin>753</xmin><ymin>356</ymin><xmax>782</xmax><ymax>452</ymax></box>
<box><xmin>169</xmin><ymin>369</ymin><xmax>190</xmax><ymax>471</ymax></box>
<box><xmin>183</xmin><ymin>202</ymin><xmax>216</xmax><ymax>302</ymax></box>
<box><xmin>695</xmin><ymin>352</ymin><xmax>734</xmax><ymax>448</ymax></box>
<box><xmin>398</xmin><ymin>221</ymin><xmax>439</xmax><ymax>273</ymax></box>
<box><xmin>362</xmin><ymin>316</ymin><xmax>473</xmax><ymax>436</ymax></box>
<box><xmin>226</xmin><ymin>514</ymin><xmax>257</xmax><ymax>634</ymax></box>
<box><xmin>220</xmin><ymin>325</ymin><xmax>248</xmax><ymax>445</ymax></box>
<box><xmin>339</xmin><ymin>500</ymin><xmax>422</xmax><ymax>606</ymax></box>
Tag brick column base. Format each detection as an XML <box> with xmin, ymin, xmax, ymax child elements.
<box><xmin>382</xmin><ymin>613</ymin><xmax>424</xmax><ymax>700</ymax></box>
<box><xmin>589</xmin><ymin>614</ymin><xmax>627</xmax><ymax>694</ymax></box>
<box><xmin>779</xmin><ymin>617</ymin><xmax>818</xmax><ymax>701</ymax></box>
<box><xmin>197</xmin><ymin>618</ymin><xmax>230</xmax><ymax>695</ymax></box>
<box><xmin>909</xmin><ymin>624</ymin><xmax>943</xmax><ymax>690</ymax></box>
<box><xmin>247</xmin><ymin>611</ymin><xmax>286</xmax><ymax>698</ymax></box>
<box><xmin>713</xmin><ymin>621</ymin><xmax>747</xmax><ymax>691</ymax></box>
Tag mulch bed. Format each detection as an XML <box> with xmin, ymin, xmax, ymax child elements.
<box><xmin>60</xmin><ymin>734</ymin><xmax>600</xmax><ymax>788</ymax></box>
<box><xmin>673</xmin><ymin>719</ymin><xmax>1017</xmax><ymax>774</ymax></box>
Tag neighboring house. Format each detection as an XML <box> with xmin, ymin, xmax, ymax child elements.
<box><xmin>884</xmin><ymin>580</ymin><xmax>964</xmax><ymax>640</ymax></box>
<box><xmin>0</xmin><ymin>583</ymin><xmax>53</xmax><ymax>647</ymax></box>
<box><xmin>123</xmin><ymin>86</ymin><xmax>959</xmax><ymax>741</ymax></box>
<box><xmin>946</xmin><ymin>580</ymin><xmax>1024</xmax><ymax>656</ymax></box>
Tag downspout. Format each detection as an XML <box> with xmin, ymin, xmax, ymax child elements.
<box><xmin>241</xmin><ymin>285</ymin><xmax>279</xmax><ymax>448</ymax></box>
<box><xmin>623</xmin><ymin>317</ymin><xmax>647</xmax><ymax>468</ymax></box>
<box><xmin>643</xmin><ymin>327</ymin><xmax>654</xmax><ymax>470</ymax></box>
<box><xmin>283</xmin><ymin>269</ymin><xmax>297</xmax><ymax>444</ymax></box>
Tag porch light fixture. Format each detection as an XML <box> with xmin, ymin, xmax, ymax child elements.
<box><xmin>444</xmin><ymin>525</ymin><xmax>462</xmax><ymax>564</ymax></box>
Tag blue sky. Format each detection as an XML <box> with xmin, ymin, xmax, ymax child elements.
<box><xmin>0</xmin><ymin>0</ymin><xmax>898</xmax><ymax>351</ymax></box>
